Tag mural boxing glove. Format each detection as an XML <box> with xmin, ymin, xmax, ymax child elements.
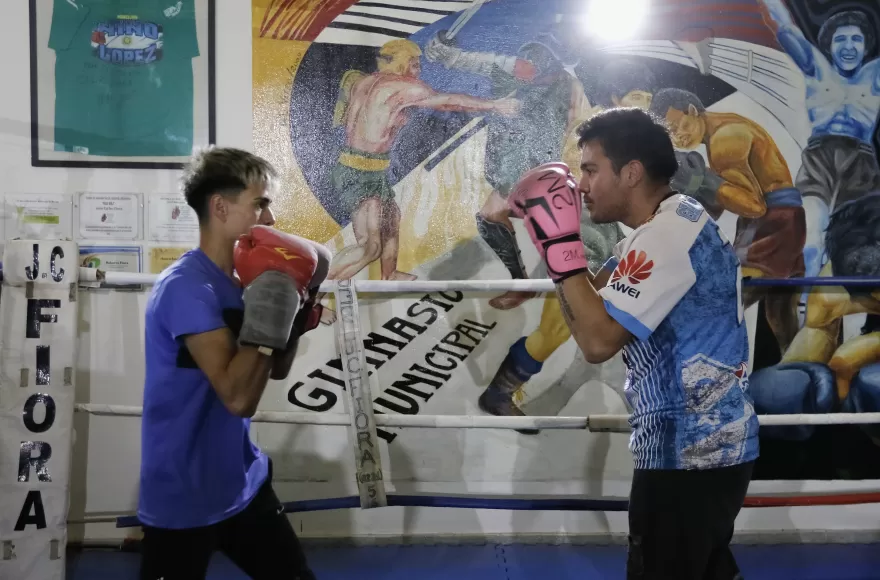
<box><xmin>234</xmin><ymin>226</ymin><xmax>320</xmax><ymax>353</ymax></box>
<box><xmin>507</xmin><ymin>162</ymin><xmax>588</xmax><ymax>283</ymax></box>
<box><xmin>842</xmin><ymin>363</ymin><xmax>880</xmax><ymax>442</ymax></box>
<box><xmin>749</xmin><ymin>361</ymin><xmax>836</xmax><ymax>441</ymax></box>
<box><xmin>672</xmin><ymin>151</ymin><xmax>724</xmax><ymax>219</ymax></box>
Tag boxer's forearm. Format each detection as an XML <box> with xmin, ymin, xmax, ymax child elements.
<box><xmin>224</xmin><ymin>347</ymin><xmax>274</xmax><ymax>417</ymax></box>
<box><xmin>590</xmin><ymin>268</ymin><xmax>611</xmax><ymax>290</ymax></box>
<box><xmin>555</xmin><ymin>273</ymin><xmax>631</xmax><ymax>364</ymax></box>
<box><xmin>418</xmin><ymin>93</ymin><xmax>497</xmax><ymax>113</ymax></box>
<box><xmin>716</xmin><ymin>177</ymin><xmax>766</xmax><ymax>218</ymax></box>
<box><xmin>759</xmin><ymin>0</ymin><xmax>794</xmax><ymax>27</ymax></box>
<box><xmin>185</xmin><ymin>328</ymin><xmax>273</xmax><ymax>418</ymax></box>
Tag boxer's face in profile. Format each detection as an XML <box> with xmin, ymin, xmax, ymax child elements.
<box><xmin>612</xmin><ymin>90</ymin><xmax>653</xmax><ymax>111</ymax></box>
<box><xmin>664</xmin><ymin>105</ymin><xmax>703</xmax><ymax>150</ymax></box>
<box><xmin>216</xmin><ymin>185</ymin><xmax>275</xmax><ymax>241</ymax></box>
<box><xmin>578</xmin><ymin>141</ymin><xmax>628</xmax><ymax>224</ymax></box>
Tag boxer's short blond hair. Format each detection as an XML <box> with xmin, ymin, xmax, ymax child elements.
<box><xmin>182</xmin><ymin>147</ymin><xmax>278</xmax><ymax>222</ymax></box>
<box><xmin>377</xmin><ymin>39</ymin><xmax>421</xmax><ymax>75</ymax></box>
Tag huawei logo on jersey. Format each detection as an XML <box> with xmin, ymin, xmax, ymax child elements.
<box><xmin>609</xmin><ymin>250</ymin><xmax>653</xmax><ymax>298</ymax></box>
<box><xmin>611</xmin><ymin>250</ymin><xmax>653</xmax><ymax>284</ymax></box>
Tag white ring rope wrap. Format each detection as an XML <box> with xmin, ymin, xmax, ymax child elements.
<box><xmin>333</xmin><ymin>280</ymin><xmax>388</xmax><ymax>508</ymax></box>
<box><xmin>80</xmin><ymin>267</ymin><xmax>559</xmax><ymax>293</ymax></box>
<box><xmin>74</xmin><ymin>405</ymin><xmax>880</xmax><ymax>432</ymax></box>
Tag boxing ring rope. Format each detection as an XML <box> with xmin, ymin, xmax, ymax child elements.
<box><xmin>73</xmin><ymin>404</ymin><xmax>880</xmax><ymax>431</ymax></box>
<box><xmin>69</xmin><ymin>267</ymin><xmax>880</xmax><ymax>529</ymax></box>
<box><xmin>77</xmin><ymin>267</ymin><xmax>880</xmax><ymax>291</ymax></box>
<box><xmin>105</xmin><ymin>490</ymin><xmax>880</xmax><ymax>530</ymax></box>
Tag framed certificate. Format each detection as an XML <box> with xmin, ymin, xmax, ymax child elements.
<box><xmin>28</xmin><ymin>0</ymin><xmax>216</xmax><ymax>169</ymax></box>
<box><xmin>77</xmin><ymin>192</ymin><xmax>143</xmax><ymax>240</ymax></box>
<box><xmin>3</xmin><ymin>194</ymin><xmax>74</xmax><ymax>241</ymax></box>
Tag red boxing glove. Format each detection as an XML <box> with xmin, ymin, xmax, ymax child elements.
<box><xmin>234</xmin><ymin>226</ymin><xmax>319</xmax><ymax>300</ymax></box>
<box><xmin>508</xmin><ymin>162</ymin><xmax>588</xmax><ymax>283</ymax></box>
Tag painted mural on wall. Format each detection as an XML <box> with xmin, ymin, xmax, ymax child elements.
<box><xmin>252</xmin><ymin>0</ymin><xmax>880</xmax><ymax>482</ymax></box>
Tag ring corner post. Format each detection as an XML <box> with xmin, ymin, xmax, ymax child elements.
<box><xmin>0</xmin><ymin>240</ymin><xmax>79</xmax><ymax>580</ymax></box>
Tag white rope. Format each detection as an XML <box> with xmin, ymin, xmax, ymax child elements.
<box><xmin>78</xmin><ymin>268</ymin><xmax>880</xmax><ymax>293</ymax></box>
<box><xmin>79</xmin><ymin>267</ymin><xmax>557</xmax><ymax>293</ymax></box>
<box><xmin>74</xmin><ymin>404</ymin><xmax>588</xmax><ymax>429</ymax></box>
<box><xmin>73</xmin><ymin>405</ymin><xmax>880</xmax><ymax>433</ymax></box>
<box><xmin>339</xmin><ymin>279</ymin><xmax>557</xmax><ymax>293</ymax></box>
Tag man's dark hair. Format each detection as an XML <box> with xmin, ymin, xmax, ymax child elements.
<box><xmin>649</xmin><ymin>87</ymin><xmax>706</xmax><ymax>119</ymax></box>
<box><xmin>181</xmin><ymin>147</ymin><xmax>277</xmax><ymax>223</ymax></box>
<box><xmin>826</xmin><ymin>192</ymin><xmax>880</xmax><ymax>279</ymax></box>
<box><xmin>576</xmin><ymin>108</ymin><xmax>679</xmax><ymax>185</ymax></box>
<box><xmin>818</xmin><ymin>10</ymin><xmax>874</xmax><ymax>62</ymax></box>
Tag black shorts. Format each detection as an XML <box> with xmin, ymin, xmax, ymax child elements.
<box><xmin>139</xmin><ymin>476</ymin><xmax>315</xmax><ymax>580</ymax></box>
<box><xmin>627</xmin><ymin>461</ymin><xmax>754</xmax><ymax>580</ymax></box>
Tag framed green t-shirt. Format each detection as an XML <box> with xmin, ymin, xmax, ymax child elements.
<box><xmin>49</xmin><ymin>0</ymin><xmax>200</xmax><ymax>157</ymax></box>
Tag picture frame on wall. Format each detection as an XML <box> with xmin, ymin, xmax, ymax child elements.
<box><xmin>28</xmin><ymin>0</ymin><xmax>216</xmax><ymax>170</ymax></box>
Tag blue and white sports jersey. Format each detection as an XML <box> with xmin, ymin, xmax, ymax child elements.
<box><xmin>598</xmin><ymin>194</ymin><xmax>759</xmax><ymax>470</ymax></box>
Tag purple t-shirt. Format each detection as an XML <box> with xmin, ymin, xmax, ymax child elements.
<box><xmin>137</xmin><ymin>249</ymin><xmax>269</xmax><ymax>529</ymax></box>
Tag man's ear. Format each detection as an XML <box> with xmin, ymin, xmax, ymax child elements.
<box><xmin>210</xmin><ymin>194</ymin><xmax>227</xmax><ymax>222</ymax></box>
<box><xmin>624</xmin><ymin>160</ymin><xmax>644</xmax><ymax>187</ymax></box>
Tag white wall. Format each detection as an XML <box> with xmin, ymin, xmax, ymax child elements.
<box><xmin>3</xmin><ymin>1</ymin><xmax>879</xmax><ymax>546</ymax></box>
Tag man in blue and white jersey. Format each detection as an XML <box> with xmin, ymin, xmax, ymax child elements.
<box><xmin>506</xmin><ymin>107</ymin><xmax>758</xmax><ymax>579</ymax></box>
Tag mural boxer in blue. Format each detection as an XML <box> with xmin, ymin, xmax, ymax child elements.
<box><xmin>750</xmin><ymin>1</ymin><xmax>880</xmax><ymax>441</ymax></box>
<box><xmin>759</xmin><ymin>0</ymin><xmax>880</xmax><ymax>277</ymax></box>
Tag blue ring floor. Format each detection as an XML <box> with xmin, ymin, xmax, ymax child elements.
<box><xmin>68</xmin><ymin>543</ymin><xmax>880</xmax><ymax>579</ymax></box>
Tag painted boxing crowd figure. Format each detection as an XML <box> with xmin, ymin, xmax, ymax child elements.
<box><xmin>139</xmin><ymin>147</ymin><xmax>328</xmax><ymax>579</ymax></box>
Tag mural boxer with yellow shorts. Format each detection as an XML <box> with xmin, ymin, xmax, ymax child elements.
<box><xmin>651</xmin><ymin>88</ymin><xmax>807</xmax><ymax>353</ymax></box>
<box><xmin>328</xmin><ymin>39</ymin><xmax>520</xmax><ymax>283</ymax></box>
<box><xmin>320</xmin><ymin>39</ymin><xmax>519</xmax><ymax>323</ymax></box>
